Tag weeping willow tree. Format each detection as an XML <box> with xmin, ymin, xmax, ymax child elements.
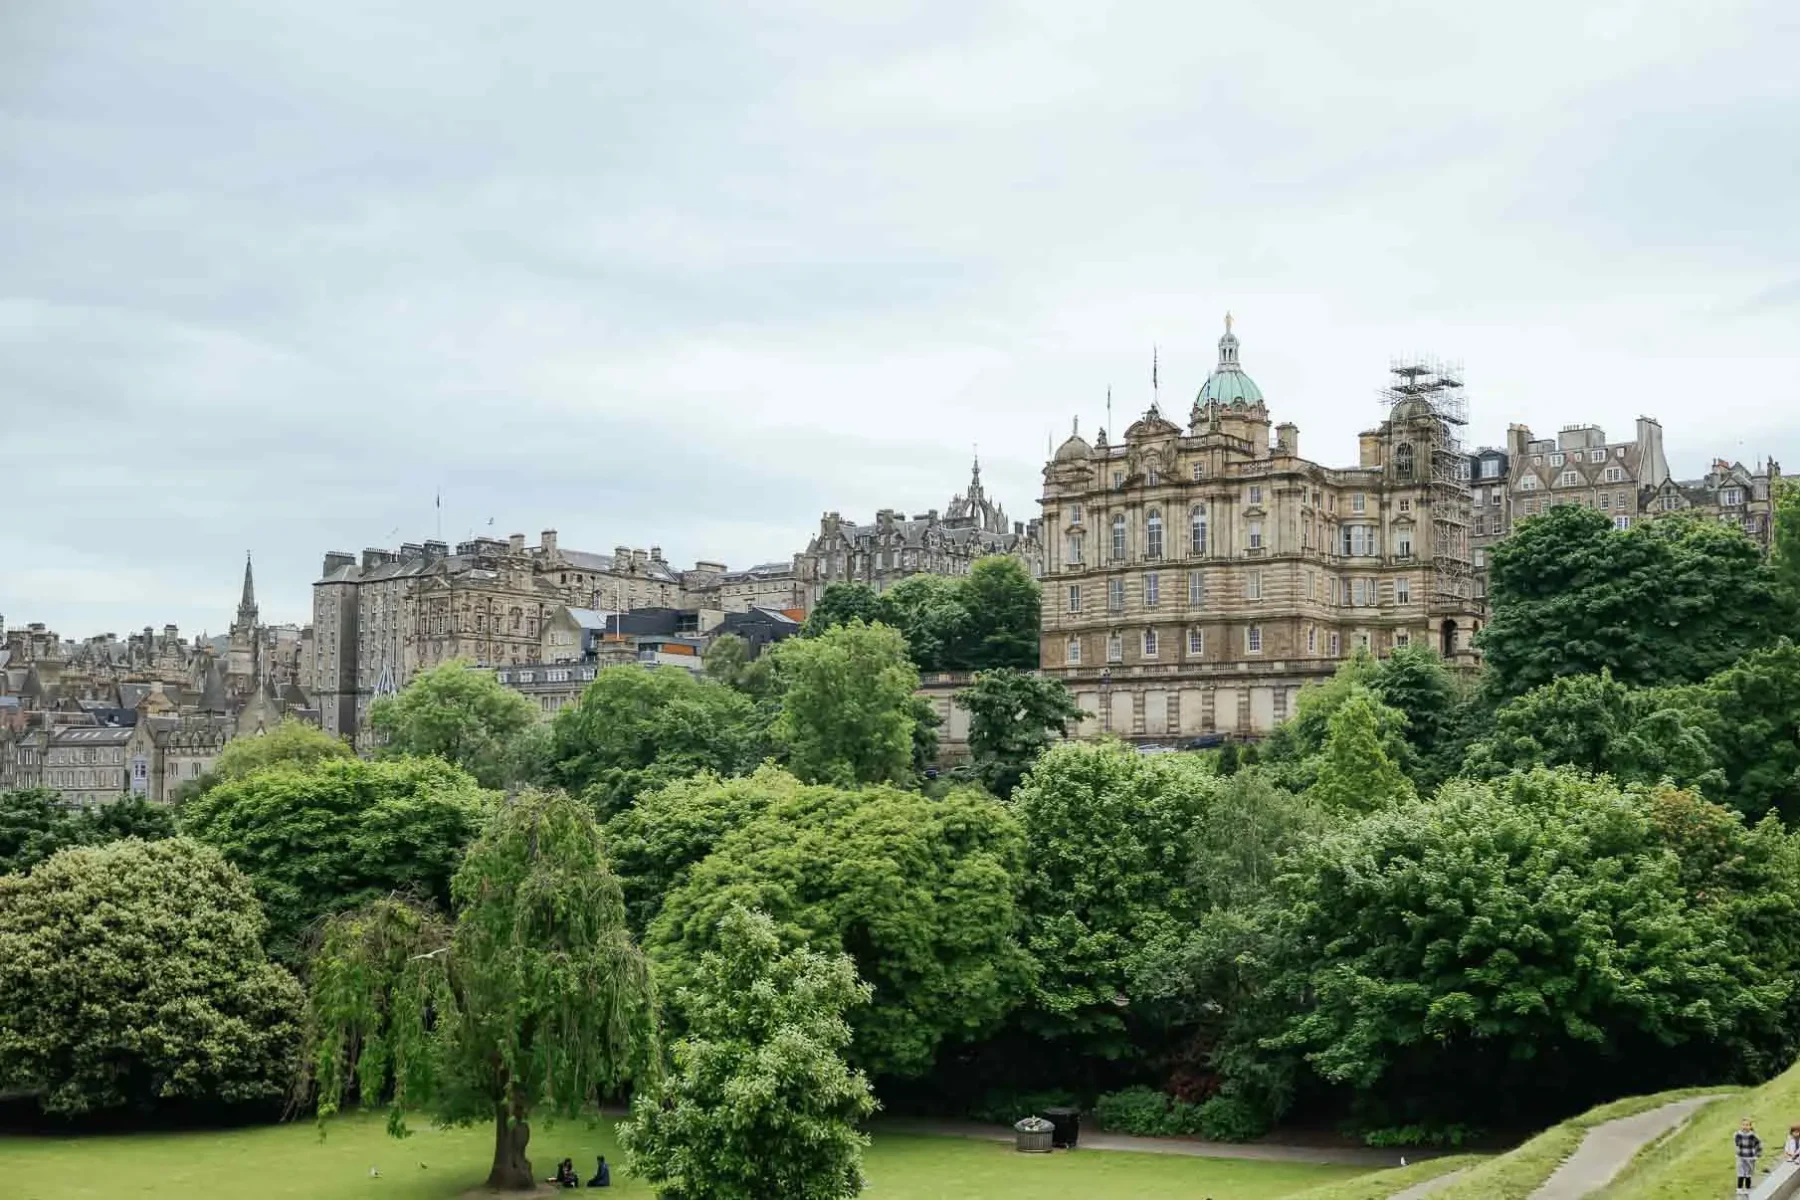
<box><xmin>298</xmin><ymin>788</ymin><xmax>659</xmax><ymax>1190</ymax></box>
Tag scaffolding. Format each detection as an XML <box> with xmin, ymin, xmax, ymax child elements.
<box><xmin>1378</xmin><ymin>360</ymin><xmax>1471</xmax><ymax>611</ymax></box>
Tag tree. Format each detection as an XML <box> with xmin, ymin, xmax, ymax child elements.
<box><xmin>180</xmin><ymin>756</ymin><xmax>492</xmax><ymax>956</ymax></box>
<box><xmin>704</xmin><ymin>632</ymin><xmax>777</xmax><ymax>701</ymax></box>
<box><xmin>1480</xmin><ymin>505</ymin><xmax>1789</xmax><ymax>697</ymax></box>
<box><xmin>368</xmin><ymin>660</ymin><xmax>540</xmax><ymax>788</ymax></box>
<box><xmin>1678</xmin><ymin>640</ymin><xmax>1800</xmax><ymax>821</ymax></box>
<box><xmin>1260</xmin><ymin>654</ymin><xmax>1412</xmax><ymax>791</ymax></box>
<box><xmin>647</xmin><ymin>775</ymin><xmax>1030</xmax><ymax>1078</ymax></box>
<box><xmin>619</xmin><ymin>907</ymin><xmax>877</xmax><ymax>1199</ymax></box>
<box><xmin>959</xmin><ymin>669</ymin><xmax>1085</xmax><ymax>798</ymax></box>
<box><xmin>1462</xmin><ymin>670</ymin><xmax>1721</xmax><ymax>792</ymax></box>
<box><xmin>802</xmin><ymin>583</ymin><xmax>886</xmax><ymax>638</ymax></box>
<box><xmin>959</xmin><ymin>555</ymin><xmax>1042</xmax><ymax>671</ymax></box>
<box><xmin>549</xmin><ymin>665</ymin><xmax>763</xmax><ymax>817</ymax></box>
<box><xmin>1308</xmin><ymin>690</ymin><xmax>1416</xmax><ymax>812</ymax></box>
<box><xmin>1774</xmin><ymin>478</ymin><xmax>1800</xmax><ymax>605</ymax></box>
<box><xmin>1009</xmin><ymin>741</ymin><xmax>1219</xmax><ymax>1057</ymax></box>
<box><xmin>0</xmin><ymin>790</ymin><xmax>175</xmax><ymax>876</ymax></box>
<box><xmin>1365</xmin><ymin>644</ymin><xmax>1465</xmax><ymax>786</ymax></box>
<box><xmin>0</xmin><ymin>837</ymin><xmax>302</xmax><ymax>1115</ymax></box>
<box><xmin>299</xmin><ymin>789</ymin><xmax>659</xmax><ymax>1190</ymax></box>
<box><xmin>1250</xmin><ymin>770</ymin><xmax>1795</xmax><ymax>1125</ymax></box>
<box><xmin>769</xmin><ymin>621</ymin><xmax>919</xmax><ymax>787</ymax></box>
<box><xmin>879</xmin><ymin>573</ymin><xmax>970</xmax><ymax>672</ymax></box>
<box><xmin>210</xmin><ymin>716</ymin><xmax>353</xmax><ymax>784</ymax></box>
<box><xmin>602</xmin><ymin>766</ymin><xmax>800</xmax><ymax>935</ymax></box>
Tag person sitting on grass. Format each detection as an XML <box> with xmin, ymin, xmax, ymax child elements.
<box><xmin>548</xmin><ymin>1158</ymin><xmax>579</xmax><ymax>1187</ymax></box>
<box><xmin>587</xmin><ymin>1156</ymin><xmax>611</xmax><ymax>1187</ymax></box>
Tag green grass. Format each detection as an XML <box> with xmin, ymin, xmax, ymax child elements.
<box><xmin>1430</xmin><ymin>1088</ymin><xmax>1737</xmax><ymax>1200</ymax></box>
<box><xmin>0</xmin><ymin>1112</ymin><xmax>1367</xmax><ymax>1199</ymax></box>
<box><xmin>1595</xmin><ymin>1060</ymin><xmax>1800</xmax><ymax>1200</ymax></box>
<box><xmin>1284</xmin><ymin>1153</ymin><xmax>1487</xmax><ymax>1200</ymax></box>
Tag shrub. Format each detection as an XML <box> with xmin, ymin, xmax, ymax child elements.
<box><xmin>1196</xmin><ymin>1094</ymin><xmax>1271</xmax><ymax>1142</ymax></box>
<box><xmin>967</xmin><ymin>1088</ymin><xmax>1079</xmax><ymax>1126</ymax></box>
<box><xmin>1361</xmin><ymin>1123</ymin><xmax>1481</xmax><ymax>1148</ymax></box>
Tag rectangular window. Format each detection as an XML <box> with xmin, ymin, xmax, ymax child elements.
<box><xmin>1248</xmin><ymin>521</ymin><xmax>1263</xmax><ymax>550</ymax></box>
<box><xmin>1248</xmin><ymin>572</ymin><xmax>1263</xmax><ymax>601</ymax></box>
<box><xmin>1067</xmin><ymin>585</ymin><xmax>1081</xmax><ymax>613</ymax></box>
<box><xmin>1307</xmin><ymin>626</ymin><xmax>1317</xmax><ymax>654</ymax></box>
<box><xmin>1144</xmin><ymin>572</ymin><xmax>1160</xmax><ymax>608</ymax></box>
<box><xmin>1248</xmin><ymin>485</ymin><xmax>1263</xmax><ymax>505</ymax></box>
<box><xmin>1112</xmin><ymin>470</ymin><xmax>1125</xmax><ymax>489</ymax></box>
<box><xmin>1397</xmin><ymin>531</ymin><xmax>1413</xmax><ymax>557</ymax></box>
<box><xmin>1108</xmin><ymin>578</ymin><xmax>1125</xmax><ymax>611</ymax></box>
<box><xmin>1188</xmin><ymin>570</ymin><xmax>1205</xmax><ymax>607</ymax></box>
<box><xmin>1188</xmin><ymin>627</ymin><xmax>1204</xmax><ymax>655</ymax></box>
<box><xmin>1615</xmin><ymin>516</ymin><xmax>1631</xmax><ymax>529</ymax></box>
<box><xmin>1559</xmin><ymin>470</ymin><xmax>1579</xmax><ymax>486</ymax></box>
<box><xmin>1066</xmin><ymin>636</ymin><xmax>1081</xmax><ymax>664</ymax></box>
<box><xmin>1396</xmin><ymin>631</ymin><xmax>1411</xmax><ymax>648</ymax></box>
<box><xmin>1352</xmin><ymin>493</ymin><xmax>1366</xmax><ymax>513</ymax></box>
<box><xmin>1329</xmin><ymin>631</ymin><xmax>1341</xmax><ymax>656</ymax></box>
<box><xmin>1069</xmin><ymin>503</ymin><xmax>1083</xmax><ymax>525</ymax></box>
<box><xmin>1723</xmin><ymin>488</ymin><xmax>1743</xmax><ymax>506</ymax></box>
<box><xmin>1147</xmin><ymin>469</ymin><xmax>1160</xmax><ymax>486</ymax></box>
<box><xmin>1550</xmin><ymin>452</ymin><xmax>1565</xmax><ymax>466</ymax></box>
<box><xmin>1143</xmin><ymin>629</ymin><xmax>1159</xmax><ymax>658</ymax></box>
<box><xmin>1598</xmin><ymin>492</ymin><xmax>1610</xmax><ymax>509</ymax></box>
<box><xmin>1192</xmin><ymin>463</ymin><xmax>1205</xmax><ymax>481</ymax></box>
<box><xmin>1247</xmin><ymin>626</ymin><xmax>1263</xmax><ymax>653</ymax></box>
<box><xmin>1473</xmin><ymin>516</ymin><xmax>1486</xmax><ymax>535</ymax></box>
<box><xmin>1475</xmin><ymin>548</ymin><xmax>1487</xmax><ymax>567</ymax></box>
<box><xmin>1107</xmin><ymin>633</ymin><xmax>1123</xmax><ymax>663</ymax></box>
<box><xmin>1590</xmin><ymin>449</ymin><xmax>1606</xmax><ymax>463</ymax></box>
<box><xmin>1396</xmin><ymin>576</ymin><xmax>1411</xmax><ymax>603</ymax></box>
<box><xmin>1519</xmin><ymin>475</ymin><xmax>1539</xmax><ymax>491</ymax></box>
<box><xmin>1481</xmin><ymin>458</ymin><xmax>1500</xmax><ymax>478</ymax></box>
<box><xmin>1111</xmin><ymin>519</ymin><xmax>1126</xmax><ymax>560</ymax></box>
<box><xmin>1352</xmin><ymin>578</ymin><xmax>1366</xmax><ymax>606</ymax></box>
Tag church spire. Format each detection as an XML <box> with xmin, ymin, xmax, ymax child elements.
<box><xmin>236</xmin><ymin>552</ymin><xmax>258</xmax><ymax>627</ymax></box>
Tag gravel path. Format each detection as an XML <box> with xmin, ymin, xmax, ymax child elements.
<box><xmin>1528</xmin><ymin>1096</ymin><xmax>1716</xmax><ymax>1200</ymax></box>
<box><xmin>875</xmin><ymin>1117</ymin><xmax>1418</xmax><ymax>1167</ymax></box>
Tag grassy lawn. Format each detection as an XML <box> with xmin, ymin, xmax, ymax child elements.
<box><xmin>1594</xmin><ymin>1059</ymin><xmax>1800</xmax><ymax>1200</ymax></box>
<box><xmin>1284</xmin><ymin>1154</ymin><xmax>1487</xmax><ymax>1200</ymax></box>
<box><xmin>0</xmin><ymin>1112</ymin><xmax>1367</xmax><ymax>1199</ymax></box>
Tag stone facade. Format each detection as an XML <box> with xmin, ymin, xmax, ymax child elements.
<box><xmin>795</xmin><ymin>459</ymin><xmax>1043</xmax><ymax>608</ymax></box>
<box><xmin>1646</xmin><ymin>457</ymin><xmax>1781</xmax><ymax>546</ymax></box>
<box><xmin>1039</xmin><ymin>320</ymin><xmax>1483</xmax><ymax>741</ymax></box>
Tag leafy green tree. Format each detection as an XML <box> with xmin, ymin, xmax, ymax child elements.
<box><xmin>958</xmin><ymin>668</ymin><xmax>1085</xmax><ymax>798</ymax></box>
<box><xmin>1678</xmin><ymin>640</ymin><xmax>1800</xmax><ymax>821</ymax></box>
<box><xmin>1261</xmin><ymin>655</ymin><xmax>1412</xmax><ymax>791</ymax></box>
<box><xmin>549</xmin><ymin>665</ymin><xmax>763</xmax><ymax>817</ymax></box>
<box><xmin>180</xmin><ymin>756</ymin><xmax>492</xmax><ymax>956</ymax></box>
<box><xmin>0</xmin><ymin>837</ymin><xmax>302</xmax><ymax>1115</ymax></box>
<box><xmin>1308</xmin><ymin>690</ymin><xmax>1416</xmax><ymax>812</ymax></box>
<box><xmin>0</xmin><ymin>790</ymin><xmax>175</xmax><ymax>876</ymax></box>
<box><xmin>770</xmin><ymin>621</ymin><xmax>919</xmax><ymax>786</ymax></box>
<box><xmin>368</xmin><ymin>659</ymin><xmax>539</xmax><ymax>788</ymax></box>
<box><xmin>907</xmin><ymin>693</ymin><xmax>942</xmax><ymax>775</ymax></box>
<box><xmin>1252</xmin><ymin>769</ymin><xmax>1794</xmax><ymax>1123</ymax></box>
<box><xmin>603</xmin><ymin>765</ymin><xmax>800</xmax><ymax>934</ymax></box>
<box><xmin>879</xmin><ymin>573</ymin><xmax>970</xmax><ymax>672</ymax></box>
<box><xmin>210</xmin><ymin>716</ymin><xmax>353</xmax><ymax>784</ymax></box>
<box><xmin>703</xmin><ymin>632</ymin><xmax>778</xmax><ymax>701</ymax></box>
<box><xmin>1462</xmin><ymin>671</ymin><xmax>1721</xmax><ymax>791</ymax></box>
<box><xmin>803</xmin><ymin>583</ymin><xmax>886</xmax><ymax>637</ymax></box>
<box><xmin>1366</xmin><ymin>644</ymin><xmax>1465</xmax><ymax>785</ymax></box>
<box><xmin>1480</xmin><ymin>505</ymin><xmax>1789</xmax><ymax>697</ymax></box>
<box><xmin>1774</xmin><ymin>478</ymin><xmax>1800</xmax><ymax>605</ymax></box>
<box><xmin>647</xmin><ymin>777</ymin><xmax>1030</xmax><ymax>1078</ymax></box>
<box><xmin>620</xmin><ymin>907</ymin><xmax>876</xmax><ymax>1199</ymax></box>
<box><xmin>299</xmin><ymin>789</ymin><xmax>659</xmax><ymax>1190</ymax></box>
<box><xmin>1009</xmin><ymin>741</ymin><xmax>1218</xmax><ymax>1057</ymax></box>
<box><xmin>959</xmin><ymin>555</ymin><xmax>1042</xmax><ymax>670</ymax></box>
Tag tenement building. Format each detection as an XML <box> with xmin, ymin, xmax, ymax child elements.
<box><xmin>1039</xmin><ymin>319</ymin><xmax>1484</xmax><ymax>741</ymax></box>
<box><xmin>794</xmin><ymin>459</ymin><xmax>1044</xmax><ymax>607</ymax></box>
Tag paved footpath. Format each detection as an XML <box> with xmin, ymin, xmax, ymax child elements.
<box><xmin>876</xmin><ymin>1117</ymin><xmax>1421</xmax><ymax>1167</ymax></box>
<box><xmin>1389</xmin><ymin>1167</ymin><xmax>1471</xmax><ymax>1199</ymax></box>
<box><xmin>1529</xmin><ymin>1096</ymin><xmax>1717</xmax><ymax>1200</ymax></box>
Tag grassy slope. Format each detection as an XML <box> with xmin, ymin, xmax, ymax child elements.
<box><xmin>0</xmin><ymin>1112</ymin><xmax>1365</xmax><ymax>1200</ymax></box>
<box><xmin>1596</xmin><ymin>1060</ymin><xmax>1800</xmax><ymax>1200</ymax></box>
<box><xmin>1429</xmin><ymin>1088</ymin><xmax>1737</xmax><ymax>1200</ymax></box>
<box><xmin>1284</xmin><ymin>1153</ymin><xmax>1488</xmax><ymax>1200</ymax></box>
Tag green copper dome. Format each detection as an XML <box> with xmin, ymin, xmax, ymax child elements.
<box><xmin>1195</xmin><ymin>315</ymin><xmax>1264</xmax><ymax>407</ymax></box>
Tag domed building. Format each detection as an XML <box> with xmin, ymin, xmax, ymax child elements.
<box><xmin>1038</xmin><ymin>317</ymin><xmax>1484</xmax><ymax>742</ymax></box>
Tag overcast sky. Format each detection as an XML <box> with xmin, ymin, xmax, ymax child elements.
<box><xmin>5</xmin><ymin>1</ymin><xmax>1797</xmax><ymax>637</ymax></box>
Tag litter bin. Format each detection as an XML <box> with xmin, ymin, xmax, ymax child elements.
<box><xmin>1042</xmin><ymin>1106</ymin><xmax>1081</xmax><ymax>1149</ymax></box>
<box><xmin>1013</xmin><ymin>1116</ymin><xmax>1054</xmax><ymax>1153</ymax></box>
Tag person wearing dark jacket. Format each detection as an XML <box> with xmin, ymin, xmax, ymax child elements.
<box><xmin>587</xmin><ymin>1156</ymin><xmax>611</xmax><ymax>1187</ymax></box>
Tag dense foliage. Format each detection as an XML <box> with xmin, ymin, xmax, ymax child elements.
<box><xmin>958</xmin><ymin>668</ymin><xmax>1085</xmax><ymax>798</ymax></box>
<box><xmin>647</xmin><ymin>774</ymin><xmax>1030</xmax><ymax>1078</ymax></box>
<box><xmin>0</xmin><ymin>837</ymin><xmax>302</xmax><ymax>1115</ymax></box>
<box><xmin>1307</xmin><ymin>691</ymin><xmax>1416</xmax><ymax>812</ymax></box>
<box><xmin>0</xmin><ymin>789</ymin><xmax>175</xmax><ymax>875</ymax></box>
<box><xmin>368</xmin><ymin>659</ymin><xmax>540</xmax><ymax>788</ymax></box>
<box><xmin>549</xmin><ymin>665</ymin><xmax>763</xmax><ymax>816</ymax></box>
<box><xmin>210</xmin><ymin>717</ymin><xmax>353</xmax><ymax>783</ymax></box>
<box><xmin>299</xmin><ymin>789</ymin><xmax>659</xmax><ymax>1190</ymax></box>
<box><xmin>803</xmin><ymin>555</ymin><xmax>1040</xmax><ymax>673</ymax></box>
<box><xmin>180</xmin><ymin>755</ymin><xmax>492</xmax><ymax>955</ymax></box>
<box><xmin>620</xmin><ymin>907</ymin><xmax>876</xmax><ymax>1199</ymax></box>
<box><xmin>1480</xmin><ymin>505</ymin><xmax>1789</xmax><ymax>697</ymax></box>
<box><xmin>769</xmin><ymin>620</ymin><xmax>920</xmax><ymax>786</ymax></box>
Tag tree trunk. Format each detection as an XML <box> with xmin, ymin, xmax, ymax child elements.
<box><xmin>486</xmin><ymin>1103</ymin><xmax>535</xmax><ymax>1189</ymax></box>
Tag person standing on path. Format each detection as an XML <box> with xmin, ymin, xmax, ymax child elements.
<box><xmin>1736</xmin><ymin>1117</ymin><xmax>1763</xmax><ymax>1199</ymax></box>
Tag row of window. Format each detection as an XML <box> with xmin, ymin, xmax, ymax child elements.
<box><xmin>1063</xmin><ymin>624</ymin><xmax>1397</xmax><ymax>664</ymax></box>
<box><xmin>1066</xmin><ymin>570</ymin><xmax>1414</xmax><ymax>613</ymax></box>
<box><xmin>44</xmin><ymin>769</ymin><xmax>122</xmax><ymax>789</ymax></box>
<box><xmin>1532</xmin><ymin>448</ymin><xmax>1622</xmax><ymax>467</ymax></box>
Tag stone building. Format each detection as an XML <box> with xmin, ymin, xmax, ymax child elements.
<box><xmin>1645</xmin><ymin>457</ymin><xmax>1782</xmax><ymax>547</ymax></box>
<box><xmin>794</xmin><ymin>459</ymin><xmax>1043</xmax><ymax>608</ymax></box>
<box><xmin>312</xmin><ymin>531</ymin><xmax>758</xmax><ymax>737</ymax></box>
<box><xmin>1038</xmin><ymin>319</ymin><xmax>1483</xmax><ymax>741</ymax></box>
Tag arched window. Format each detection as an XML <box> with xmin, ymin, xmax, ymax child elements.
<box><xmin>1396</xmin><ymin>442</ymin><xmax>1415</xmax><ymax>481</ymax></box>
<box><xmin>1146</xmin><ymin>509</ymin><xmax>1163</xmax><ymax>559</ymax></box>
<box><xmin>1190</xmin><ymin>505</ymin><xmax>1208</xmax><ymax>555</ymax></box>
<box><xmin>1111</xmin><ymin>514</ymin><xmax>1127</xmax><ymax>561</ymax></box>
